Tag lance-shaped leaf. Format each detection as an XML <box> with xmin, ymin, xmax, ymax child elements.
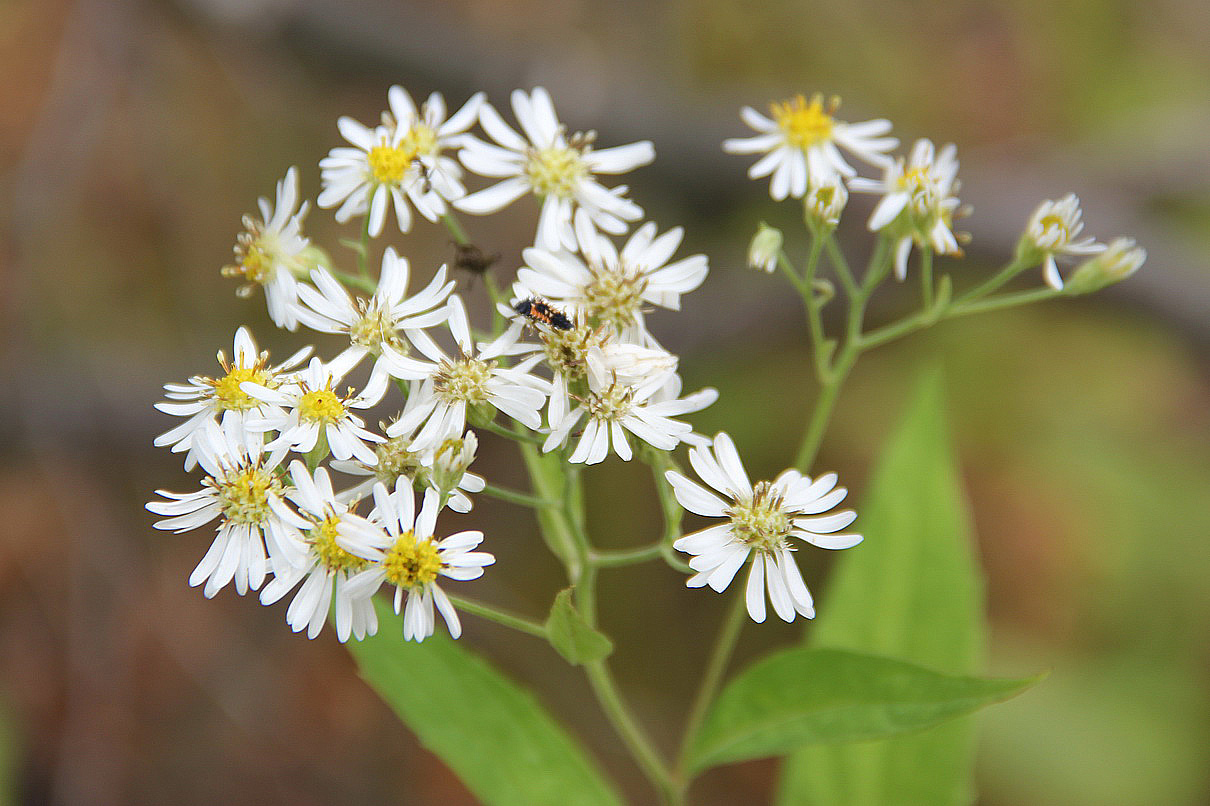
<box><xmin>687</xmin><ymin>647</ymin><xmax>1040</xmax><ymax>773</ymax></box>
<box><xmin>349</xmin><ymin>600</ymin><xmax>622</xmax><ymax>806</ymax></box>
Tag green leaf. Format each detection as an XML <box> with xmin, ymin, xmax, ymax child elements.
<box><xmin>349</xmin><ymin>600</ymin><xmax>622</xmax><ymax>806</ymax></box>
<box><xmin>778</xmin><ymin>368</ymin><xmax>992</xmax><ymax>806</ymax></box>
<box><xmin>546</xmin><ymin>589</ymin><xmax>614</xmax><ymax>665</ymax></box>
<box><xmin>518</xmin><ymin>444</ymin><xmax>580</xmax><ymax>568</ymax></box>
<box><xmin>687</xmin><ymin>647</ymin><xmax>1040</xmax><ymax>773</ymax></box>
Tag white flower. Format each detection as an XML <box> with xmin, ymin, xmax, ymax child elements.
<box><xmin>332</xmin><ymin>405</ymin><xmax>486</xmax><ymax>514</ymax></box>
<box><xmin>146</xmin><ymin>421</ymin><xmax>304</xmax><ymax>598</ymax></box>
<box><xmin>318</xmin><ymin>87</ymin><xmax>484</xmax><ymax>236</ymax></box>
<box><xmin>747</xmin><ymin>223</ymin><xmax>783</xmax><ymax>273</ymax></box>
<box><xmin>1021</xmin><ymin>194</ymin><xmax>1106</xmax><ymax>290</ymax></box>
<box><xmin>455</xmin><ymin>87</ymin><xmax>655</xmax><ymax>252</ymax></box>
<box><xmin>259</xmin><ymin>462</ymin><xmax>386</xmax><ymax>641</ymax></box>
<box><xmin>667</xmin><ymin>432</ymin><xmax>861</xmax><ymax>624</ymax></box>
<box><xmin>244</xmin><ymin>356</ymin><xmax>385</xmax><ymax>465</ymax></box>
<box><xmin>723</xmin><ymin>93</ymin><xmax>896</xmax><ymax>199</ymax></box>
<box><xmin>222</xmin><ymin>167</ymin><xmax>311</xmax><ymax>330</ymax></box>
<box><xmin>342</xmin><ymin>482</ymin><xmax>495</xmax><ymax>642</ymax></box>
<box><xmin>153</xmin><ymin>326</ymin><xmax>310</xmax><ymax>470</ymax></box>
<box><xmin>805</xmin><ymin>174</ymin><xmax>848</xmax><ymax>231</ymax></box>
<box><xmin>293</xmin><ymin>248</ymin><xmax>454</xmax><ymax>404</ymax></box>
<box><xmin>849</xmin><ymin>139</ymin><xmax>964</xmax><ymax>280</ymax></box>
<box><xmin>518</xmin><ymin>212</ymin><xmax>708</xmax><ymax>338</ymax></box>
<box><xmin>543</xmin><ymin>346</ymin><xmax>717</xmax><ymax>464</ymax></box>
<box><xmin>382</xmin><ymin>296</ymin><xmax>550</xmax><ymax>451</ymax></box>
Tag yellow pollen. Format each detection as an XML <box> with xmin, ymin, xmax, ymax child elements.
<box><xmin>727</xmin><ymin>481</ymin><xmax>792</xmax><ymax>551</ymax></box>
<box><xmin>382</xmin><ymin>531</ymin><xmax>442</xmax><ymax>589</ymax></box>
<box><xmin>399</xmin><ymin>125</ymin><xmax>438</xmax><ymax>159</ymax></box>
<box><xmin>309</xmin><ymin>516</ymin><xmax>367</xmax><ymax>574</ymax></box>
<box><xmin>434</xmin><ymin>358</ymin><xmax>494</xmax><ymax>404</ymax></box>
<box><xmin>771</xmin><ymin>93</ymin><xmax>836</xmax><ymax>149</ymax></box>
<box><xmin>586</xmin><ymin>383</ymin><xmax>633</xmax><ymax>422</ymax></box>
<box><xmin>368</xmin><ymin>142</ymin><xmax>414</xmax><ymax>184</ymax></box>
<box><xmin>541</xmin><ymin>324</ymin><xmax>599</xmax><ymax>379</ymax></box>
<box><xmin>299</xmin><ymin>389</ymin><xmax>346</xmax><ymax>424</ymax></box>
<box><xmin>349</xmin><ymin>302</ymin><xmax>405</xmax><ymax>352</ymax></box>
<box><xmin>584</xmin><ymin>270</ymin><xmax>646</xmax><ymax>329</ymax></box>
<box><xmin>526</xmin><ymin>145</ymin><xmax>587</xmax><ymax>198</ymax></box>
<box><xmin>214</xmin><ymin>466</ymin><xmax>280</xmax><ymax>523</ymax></box>
<box><xmin>211</xmin><ymin>366</ymin><xmax>268</xmax><ymax>411</ymax></box>
<box><xmin>373</xmin><ymin>437</ymin><xmax>427</xmax><ymax>485</ymax></box>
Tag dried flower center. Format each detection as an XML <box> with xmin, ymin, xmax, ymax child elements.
<box><xmin>772</xmin><ymin>94</ymin><xmax>836</xmax><ymax>149</ymax></box>
<box><xmin>299</xmin><ymin>389</ymin><xmax>347</xmax><ymax>424</ymax></box>
<box><xmin>541</xmin><ymin>324</ymin><xmax>600</xmax><ymax>380</ymax></box>
<box><xmin>349</xmin><ymin>299</ymin><xmax>406</xmax><ymax>353</ymax></box>
<box><xmin>584</xmin><ymin>269</ymin><xmax>646</xmax><ymax>329</ymax></box>
<box><xmin>309</xmin><ymin>515</ymin><xmax>368</xmax><ymax>574</ymax></box>
<box><xmin>727</xmin><ymin>481</ymin><xmax>792</xmax><ymax>552</ymax></box>
<box><xmin>210</xmin><ymin>366</ymin><xmax>269</xmax><ymax>411</ymax></box>
<box><xmin>373</xmin><ymin>436</ymin><xmax>428</xmax><ymax>485</ymax></box>
<box><xmin>382</xmin><ymin>530</ymin><xmax>442</xmax><ymax>589</ymax></box>
<box><xmin>586</xmin><ymin>382</ymin><xmax>633</xmax><ymax>422</ymax></box>
<box><xmin>526</xmin><ymin>144</ymin><xmax>588</xmax><ymax>198</ymax></box>
<box><xmin>434</xmin><ymin>358</ymin><xmax>495</xmax><ymax>404</ymax></box>
<box><xmin>212</xmin><ymin>466</ymin><xmax>280</xmax><ymax>523</ymax></box>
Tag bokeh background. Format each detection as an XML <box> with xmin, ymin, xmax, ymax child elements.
<box><xmin>2</xmin><ymin>0</ymin><xmax>1209</xmax><ymax>803</ymax></box>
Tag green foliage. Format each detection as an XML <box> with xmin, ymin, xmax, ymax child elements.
<box><xmin>349</xmin><ymin>600</ymin><xmax>622</xmax><ymax>806</ymax></box>
<box><xmin>779</xmin><ymin>368</ymin><xmax>991</xmax><ymax>805</ymax></box>
<box><xmin>546</xmin><ymin>589</ymin><xmax>614</xmax><ymax>665</ymax></box>
<box><xmin>686</xmin><ymin>647</ymin><xmax>1039</xmax><ymax>773</ymax></box>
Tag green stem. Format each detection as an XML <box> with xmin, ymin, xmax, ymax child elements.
<box><xmin>823</xmin><ymin>233</ymin><xmax>860</xmax><ymax>301</ymax></box>
<box><xmin>480</xmin><ymin>482</ymin><xmax>556</xmax><ymax>509</ymax></box>
<box><xmin>327</xmin><ymin>269</ymin><xmax>377</xmax><ymax>294</ymax></box>
<box><xmin>795</xmin><ymin>241</ymin><xmax>832</xmax><ymax>383</ymax></box>
<box><xmin>677</xmin><ymin>591</ymin><xmax>748</xmax><ymax>776</ymax></box>
<box><xmin>441</xmin><ymin>211</ymin><xmax>471</xmax><ymax>246</ymax></box>
<box><xmin>480</xmin><ymin>418</ymin><xmax>544</xmax><ymax>445</ymax></box>
<box><xmin>949</xmin><ymin>287</ymin><xmax>1060</xmax><ymax>316</ymax></box>
<box><xmin>358</xmin><ymin>213</ymin><xmax>372</xmax><ymax>279</ymax></box>
<box><xmin>589</xmin><ymin>543</ymin><xmax>664</xmax><ymax>568</ymax></box>
<box><xmin>920</xmin><ymin>246</ymin><xmax>934</xmax><ymax>309</ymax></box>
<box><xmin>954</xmin><ymin>256</ymin><xmax>1029</xmax><ymax>304</ymax></box>
<box><xmin>444</xmin><ymin>593</ymin><xmax>547</xmax><ymax>639</ymax></box>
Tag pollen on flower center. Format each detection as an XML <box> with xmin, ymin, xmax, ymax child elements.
<box><xmin>399</xmin><ymin>124</ymin><xmax>438</xmax><ymax>159</ymax></box>
<box><xmin>381</xmin><ymin>530</ymin><xmax>442</xmax><ymax>590</ymax></box>
<box><xmin>211</xmin><ymin>366</ymin><xmax>268</xmax><ymax>410</ymax></box>
<box><xmin>727</xmin><ymin>481</ymin><xmax>792</xmax><ymax>552</ymax></box>
<box><xmin>526</xmin><ymin>145</ymin><xmax>587</xmax><ymax>198</ymax></box>
<box><xmin>368</xmin><ymin>142</ymin><xmax>414</xmax><ymax>184</ymax></box>
<box><xmin>309</xmin><ymin>516</ymin><xmax>368</xmax><ymax>574</ymax></box>
<box><xmin>584</xmin><ymin>269</ymin><xmax>647</xmax><ymax>329</ymax></box>
<box><xmin>434</xmin><ymin>358</ymin><xmax>494</xmax><ymax>404</ymax></box>
<box><xmin>542</xmin><ymin>324</ymin><xmax>600</xmax><ymax>379</ymax></box>
<box><xmin>771</xmin><ymin>93</ymin><xmax>836</xmax><ymax>149</ymax></box>
<box><xmin>587</xmin><ymin>382</ymin><xmax>633</xmax><ymax>421</ymax></box>
<box><xmin>223</xmin><ymin>229</ymin><xmax>277</xmax><ymax>286</ymax></box>
<box><xmin>299</xmin><ymin>389</ymin><xmax>347</xmax><ymax>423</ymax></box>
<box><xmin>213</xmin><ymin>466</ymin><xmax>280</xmax><ymax>523</ymax></box>
<box><xmin>373</xmin><ymin>436</ymin><xmax>428</xmax><ymax>485</ymax></box>
<box><xmin>350</xmin><ymin>301</ymin><xmax>406</xmax><ymax>353</ymax></box>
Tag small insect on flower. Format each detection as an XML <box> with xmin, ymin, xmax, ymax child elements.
<box><xmin>513</xmin><ymin>296</ymin><xmax>573</xmax><ymax>331</ymax></box>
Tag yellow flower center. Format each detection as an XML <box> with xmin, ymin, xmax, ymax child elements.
<box><xmin>771</xmin><ymin>93</ymin><xmax>836</xmax><ymax>149</ymax></box>
<box><xmin>586</xmin><ymin>382</ymin><xmax>633</xmax><ymax>422</ymax></box>
<box><xmin>213</xmin><ymin>466</ymin><xmax>281</xmax><ymax>523</ymax></box>
<box><xmin>542</xmin><ymin>324</ymin><xmax>600</xmax><ymax>380</ymax></box>
<box><xmin>373</xmin><ymin>436</ymin><xmax>428</xmax><ymax>485</ymax></box>
<box><xmin>526</xmin><ymin>145</ymin><xmax>588</xmax><ymax>198</ymax></box>
<box><xmin>210</xmin><ymin>366</ymin><xmax>269</xmax><ymax>411</ymax></box>
<box><xmin>309</xmin><ymin>516</ymin><xmax>368</xmax><ymax>574</ymax></box>
<box><xmin>368</xmin><ymin>143</ymin><xmax>413</xmax><ymax>184</ymax></box>
<box><xmin>400</xmin><ymin>124</ymin><xmax>437</xmax><ymax>159</ymax></box>
<box><xmin>299</xmin><ymin>389</ymin><xmax>347</xmax><ymax>424</ymax></box>
<box><xmin>584</xmin><ymin>269</ymin><xmax>647</xmax><ymax>330</ymax></box>
<box><xmin>726</xmin><ymin>481</ymin><xmax>792</xmax><ymax>552</ymax></box>
<box><xmin>349</xmin><ymin>300</ymin><xmax>406</xmax><ymax>353</ymax></box>
<box><xmin>434</xmin><ymin>358</ymin><xmax>495</xmax><ymax>405</ymax></box>
<box><xmin>1035</xmin><ymin>213</ymin><xmax>1070</xmax><ymax>246</ymax></box>
<box><xmin>382</xmin><ymin>530</ymin><xmax>442</xmax><ymax>590</ymax></box>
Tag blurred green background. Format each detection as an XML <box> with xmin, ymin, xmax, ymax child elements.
<box><xmin>2</xmin><ymin>0</ymin><xmax>1208</xmax><ymax>803</ymax></box>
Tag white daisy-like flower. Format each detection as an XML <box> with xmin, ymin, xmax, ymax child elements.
<box><xmin>146</xmin><ymin>420</ymin><xmax>304</xmax><ymax>598</ymax></box>
<box><xmin>244</xmin><ymin>356</ymin><xmax>385</xmax><ymax>465</ymax></box>
<box><xmin>293</xmin><ymin>248</ymin><xmax>454</xmax><ymax>404</ymax></box>
<box><xmin>723</xmin><ymin>93</ymin><xmax>897</xmax><ymax>199</ymax></box>
<box><xmin>381</xmin><ymin>296</ymin><xmax>550</xmax><ymax>451</ymax></box>
<box><xmin>332</xmin><ymin>404</ymin><xmax>486</xmax><ymax>514</ymax></box>
<box><xmin>849</xmin><ymin>138</ymin><xmax>964</xmax><ymax>280</ymax></box>
<box><xmin>222</xmin><ymin>167</ymin><xmax>312</xmax><ymax>330</ymax></box>
<box><xmin>543</xmin><ymin>346</ymin><xmax>717</xmax><ymax>464</ymax></box>
<box><xmin>153</xmin><ymin>326</ymin><xmax>311</xmax><ymax>470</ymax></box>
<box><xmin>1065</xmin><ymin>236</ymin><xmax>1146</xmax><ymax>294</ymax></box>
<box><xmin>518</xmin><ymin>212</ymin><xmax>709</xmax><ymax>338</ymax></box>
<box><xmin>342</xmin><ymin>482</ymin><xmax>495</xmax><ymax>642</ymax></box>
<box><xmin>259</xmin><ymin>462</ymin><xmax>385</xmax><ymax>641</ymax></box>
<box><xmin>667</xmin><ymin>432</ymin><xmax>862</xmax><ymax>623</ymax></box>
<box><xmin>1020</xmin><ymin>194</ymin><xmax>1106</xmax><ymax>290</ymax></box>
<box><xmin>455</xmin><ymin>87</ymin><xmax>655</xmax><ymax>252</ymax></box>
<box><xmin>318</xmin><ymin>87</ymin><xmax>484</xmax><ymax>237</ymax></box>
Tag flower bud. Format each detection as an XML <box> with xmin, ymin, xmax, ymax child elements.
<box><xmin>1063</xmin><ymin>237</ymin><xmax>1146</xmax><ymax>295</ymax></box>
<box><xmin>747</xmin><ymin>223</ymin><xmax>783</xmax><ymax>273</ymax></box>
<box><xmin>805</xmin><ymin>176</ymin><xmax>848</xmax><ymax>231</ymax></box>
<box><xmin>431</xmin><ymin>431</ymin><xmax>478</xmax><ymax>498</ymax></box>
